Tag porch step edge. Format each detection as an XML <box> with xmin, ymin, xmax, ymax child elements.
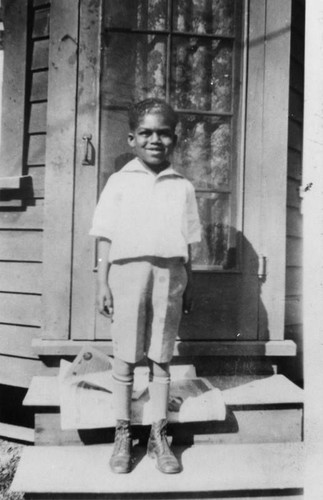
<box><xmin>32</xmin><ymin>339</ymin><xmax>297</xmax><ymax>357</ymax></box>
<box><xmin>10</xmin><ymin>441</ymin><xmax>304</xmax><ymax>495</ymax></box>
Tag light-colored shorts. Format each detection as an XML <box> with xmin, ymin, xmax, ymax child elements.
<box><xmin>108</xmin><ymin>257</ymin><xmax>187</xmax><ymax>364</ymax></box>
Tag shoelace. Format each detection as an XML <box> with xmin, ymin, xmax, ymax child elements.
<box><xmin>115</xmin><ymin>427</ymin><xmax>131</xmax><ymax>454</ymax></box>
<box><xmin>154</xmin><ymin>427</ymin><xmax>171</xmax><ymax>455</ymax></box>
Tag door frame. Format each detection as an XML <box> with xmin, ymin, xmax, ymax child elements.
<box><xmin>70</xmin><ymin>0</ymin><xmax>102</xmax><ymax>340</ymax></box>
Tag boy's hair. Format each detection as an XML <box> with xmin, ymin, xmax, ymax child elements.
<box><xmin>128</xmin><ymin>98</ymin><xmax>178</xmax><ymax>131</ymax></box>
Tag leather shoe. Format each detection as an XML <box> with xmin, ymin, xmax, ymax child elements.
<box><xmin>147</xmin><ymin>419</ymin><xmax>181</xmax><ymax>474</ymax></box>
<box><xmin>109</xmin><ymin>419</ymin><xmax>132</xmax><ymax>473</ymax></box>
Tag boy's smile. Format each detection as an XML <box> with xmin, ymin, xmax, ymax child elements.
<box><xmin>128</xmin><ymin>113</ymin><xmax>177</xmax><ymax>174</ymax></box>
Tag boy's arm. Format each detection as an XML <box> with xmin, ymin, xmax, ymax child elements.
<box><xmin>97</xmin><ymin>237</ymin><xmax>113</xmax><ymax>318</ymax></box>
<box><xmin>183</xmin><ymin>244</ymin><xmax>194</xmax><ymax>314</ymax></box>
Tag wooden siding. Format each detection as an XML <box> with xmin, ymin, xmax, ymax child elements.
<box><xmin>285</xmin><ymin>0</ymin><xmax>304</xmax><ymax>380</ymax></box>
<box><xmin>0</xmin><ymin>354</ymin><xmax>42</xmax><ymax>388</ymax></box>
<box><xmin>0</xmin><ymin>0</ymin><xmax>50</xmax><ymax>384</ymax></box>
<box><xmin>258</xmin><ymin>0</ymin><xmax>291</xmax><ymax>341</ymax></box>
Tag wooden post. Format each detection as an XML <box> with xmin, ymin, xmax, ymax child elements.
<box><xmin>42</xmin><ymin>0</ymin><xmax>79</xmax><ymax>339</ymax></box>
<box><xmin>260</xmin><ymin>0</ymin><xmax>291</xmax><ymax>340</ymax></box>
<box><xmin>303</xmin><ymin>1</ymin><xmax>323</xmax><ymax>498</ymax></box>
<box><xmin>243</xmin><ymin>0</ymin><xmax>291</xmax><ymax>341</ymax></box>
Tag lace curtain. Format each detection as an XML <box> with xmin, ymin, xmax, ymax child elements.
<box><xmin>100</xmin><ymin>0</ymin><xmax>237</xmax><ymax>267</ymax></box>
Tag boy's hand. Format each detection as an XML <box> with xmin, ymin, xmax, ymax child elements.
<box><xmin>183</xmin><ymin>281</ymin><xmax>194</xmax><ymax>314</ymax></box>
<box><xmin>97</xmin><ymin>283</ymin><xmax>114</xmax><ymax>318</ymax></box>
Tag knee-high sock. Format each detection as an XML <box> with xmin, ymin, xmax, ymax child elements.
<box><xmin>112</xmin><ymin>372</ymin><xmax>133</xmax><ymax>421</ymax></box>
<box><xmin>148</xmin><ymin>374</ymin><xmax>170</xmax><ymax>422</ymax></box>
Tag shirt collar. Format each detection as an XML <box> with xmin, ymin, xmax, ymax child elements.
<box><xmin>121</xmin><ymin>157</ymin><xmax>183</xmax><ymax>179</ymax></box>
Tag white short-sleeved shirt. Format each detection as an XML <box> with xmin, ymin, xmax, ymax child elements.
<box><xmin>89</xmin><ymin>158</ymin><xmax>201</xmax><ymax>262</ymax></box>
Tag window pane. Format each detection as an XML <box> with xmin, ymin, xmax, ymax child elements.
<box><xmin>173</xmin><ymin>0</ymin><xmax>235</xmax><ymax>36</ymax></box>
<box><xmin>171</xmin><ymin>37</ymin><xmax>233</xmax><ymax>112</ymax></box>
<box><xmin>101</xmin><ymin>33</ymin><xmax>167</xmax><ymax>108</ymax></box>
<box><xmin>104</xmin><ymin>0</ymin><xmax>168</xmax><ymax>30</ymax></box>
<box><xmin>192</xmin><ymin>193</ymin><xmax>230</xmax><ymax>267</ymax></box>
<box><xmin>174</xmin><ymin>115</ymin><xmax>232</xmax><ymax>189</ymax></box>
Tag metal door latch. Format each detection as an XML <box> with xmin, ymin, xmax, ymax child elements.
<box><xmin>82</xmin><ymin>134</ymin><xmax>94</xmax><ymax>165</ymax></box>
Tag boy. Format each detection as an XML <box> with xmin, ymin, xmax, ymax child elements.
<box><xmin>90</xmin><ymin>98</ymin><xmax>201</xmax><ymax>474</ymax></box>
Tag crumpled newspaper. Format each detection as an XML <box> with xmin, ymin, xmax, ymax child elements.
<box><xmin>58</xmin><ymin>346</ymin><xmax>226</xmax><ymax>430</ymax></box>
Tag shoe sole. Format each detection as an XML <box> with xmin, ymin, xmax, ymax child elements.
<box><xmin>147</xmin><ymin>450</ymin><xmax>181</xmax><ymax>474</ymax></box>
<box><xmin>109</xmin><ymin>458</ymin><xmax>132</xmax><ymax>474</ymax></box>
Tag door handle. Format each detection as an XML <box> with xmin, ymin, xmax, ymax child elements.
<box><xmin>258</xmin><ymin>255</ymin><xmax>267</xmax><ymax>280</ymax></box>
<box><xmin>82</xmin><ymin>133</ymin><xmax>93</xmax><ymax>165</ymax></box>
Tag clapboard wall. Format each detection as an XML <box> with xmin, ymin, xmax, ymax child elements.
<box><xmin>284</xmin><ymin>0</ymin><xmax>304</xmax><ymax>384</ymax></box>
<box><xmin>0</xmin><ymin>0</ymin><xmax>49</xmax><ymax>386</ymax></box>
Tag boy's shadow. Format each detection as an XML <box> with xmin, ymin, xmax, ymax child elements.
<box><xmin>178</xmin><ymin>229</ymin><xmax>269</xmax><ymax>345</ymax></box>
<box><xmin>129</xmin><ymin>410</ymin><xmax>239</xmax><ymax>470</ymax></box>
<box><xmin>131</xmin><ymin>425</ymin><xmax>193</xmax><ymax>472</ymax></box>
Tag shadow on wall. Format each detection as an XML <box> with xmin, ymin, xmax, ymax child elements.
<box><xmin>177</xmin><ymin>229</ymin><xmax>269</xmax><ymax>344</ymax></box>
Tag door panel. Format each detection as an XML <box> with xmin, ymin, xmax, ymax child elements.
<box><xmin>71</xmin><ymin>0</ymin><xmax>260</xmax><ymax>342</ymax></box>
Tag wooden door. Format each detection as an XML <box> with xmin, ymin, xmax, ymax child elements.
<box><xmin>70</xmin><ymin>0</ymin><xmax>263</xmax><ymax>347</ymax></box>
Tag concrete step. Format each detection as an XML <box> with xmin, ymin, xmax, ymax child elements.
<box><xmin>23</xmin><ymin>373</ymin><xmax>304</xmax><ymax>446</ymax></box>
<box><xmin>10</xmin><ymin>441</ymin><xmax>304</xmax><ymax>499</ymax></box>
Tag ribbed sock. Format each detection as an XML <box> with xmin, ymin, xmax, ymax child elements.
<box><xmin>148</xmin><ymin>374</ymin><xmax>171</xmax><ymax>422</ymax></box>
<box><xmin>112</xmin><ymin>372</ymin><xmax>133</xmax><ymax>421</ymax></box>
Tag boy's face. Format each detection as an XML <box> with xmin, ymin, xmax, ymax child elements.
<box><xmin>128</xmin><ymin>113</ymin><xmax>177</xmax><ymax>173</ymax></box>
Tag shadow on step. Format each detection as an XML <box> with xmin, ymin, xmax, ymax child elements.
<box><xmin>23</xmin><ymin>488</ymin><xmax>304</xmax><ymax>499</ymax></box>
<box><xmin>77</xmin><ymin>409</ymin><xmax>238</xmax><ymax>446</ymax></box>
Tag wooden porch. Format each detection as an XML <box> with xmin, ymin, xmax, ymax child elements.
<box><xmin>10</xmin><ymin>366</ymin><xmax>304</xmax><ymax>499</ymax></box>
<box><xmin>12</xmin><ymin>442</ymin><xmax>304</xmax><ymax>500</ymax></box>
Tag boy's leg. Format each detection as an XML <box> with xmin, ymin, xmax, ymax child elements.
<box><xmin>110</xmin><ymin>357</ymin><xmax>134</xmax><ymax>474</ymax></box>
<box><xmin>144</xmin><ymin>260</ymin><xmax>186</xmax><ymax>473</ymax></box>
<box><xmin>147</xmin><ymin>359</ymin><xmax>170</xmax><ymax>421</ymax></box>
<box><xmin>112</xmin><ymin>357</ymin><xmax>134</xmax><ymax>421</ymax></box>
<box><xmin>147</xmin><ymin>359</ymin><xmax>181</xmax><ymax>474</ymax></box>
